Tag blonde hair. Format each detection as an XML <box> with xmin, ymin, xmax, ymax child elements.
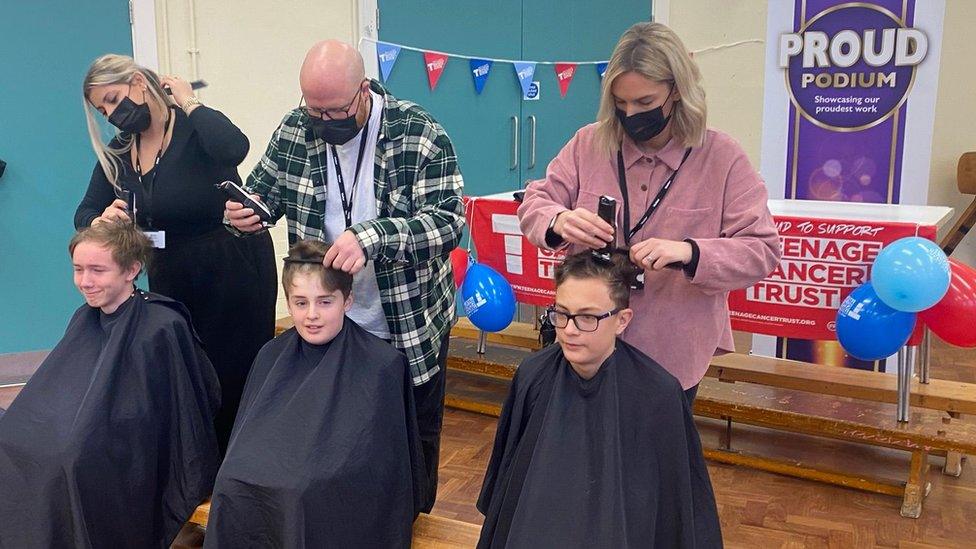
<box><xmin>82</xmin><ymin>54</ymin><xmax>176</xmax><ymax>189</ymax></box>
<box><xmin>596</xmin><ymin>22</ymin><xmax>707</xmax><ymax>153</ymax></box>
<box><xmin>69</xmin><ymin>219</ymin><xmax>152</xmax><ymax>275</ymax></box>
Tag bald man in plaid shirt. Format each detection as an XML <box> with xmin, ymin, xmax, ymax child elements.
<box><xmin>226</xmin><ymin>40</ymin><xmax>463</xmax><ymax>512</ymax></box>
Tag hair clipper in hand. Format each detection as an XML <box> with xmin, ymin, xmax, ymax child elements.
<box><xmin>216</xmin><ymin>181</ymin><xmax>274</xmax><ymax>226</ymax></box>
<box><xmin>114</xmin><ymin>187</ymin><xmax>137</xmax><ymax>223</ymax></box>
<box><xmin>592</xmin><ymin>195</ymin><xmax>617</xmax><ymax>264</ymax></box>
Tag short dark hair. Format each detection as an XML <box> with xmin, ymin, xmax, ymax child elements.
<box><xmin>68</xmin><ymin>220</ymin><xmax>151</xmax><ymax>274</ymax></box>
<box><xmin>553</xmin><ymin>250</ymin><xmax>637</xmax><ymax>309</ymax></box>
<box><xmin>282</xmin><ymin>240</ymin><xmax>353</xmax><ymax>298</ymax></box>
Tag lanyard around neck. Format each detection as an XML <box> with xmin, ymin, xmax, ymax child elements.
<box><xmin>615</xmin><ymin>146</ymin><xmax>692</xmax><ymax>245</ymax></box>
<box><xmin>329</xmin><ymin>118</ymin><xmax>370</xmax><ymax>228</ymax></box>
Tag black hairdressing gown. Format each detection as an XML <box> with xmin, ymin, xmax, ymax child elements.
<box><xmin>477</xmin><ymin>340</ymin><xmax>722</xmax><ymax>549</ymax></box>
<box><xmin>204</xmin><ymin>319</ymin><xmax>426</xmax><ymax>549</ymax></box>
<box><xmin>0</xmin><ymin>290</ymin><xmax>221</xmax><ymax>549</ymax></box>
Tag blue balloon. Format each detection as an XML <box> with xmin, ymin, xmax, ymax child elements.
<box><xmin>461</xmin><ymin>263</ymin><xmax>516</xmax><ymax>332</ymax></box>
<box><xmin>871</xmin><ymin>236</ymin><xmax>950</xmax><ymax>312</ymax></box>
<box><xmin>836</xmin><ymin>282</ymin><xmax>916</xmax><ymax>361</ymax></box>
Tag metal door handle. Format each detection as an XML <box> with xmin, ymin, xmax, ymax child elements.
<box><xmin>528</xmin><ymin>115</ymin><xmax>537</xmax><ymax>169</ymax></box>
<box><xmin>510</xmin><ymin>116</ymin><xmax>519</xmax><ymax>170</ymax></box>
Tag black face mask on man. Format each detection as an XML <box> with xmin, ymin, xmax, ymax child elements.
<box><xmin>306</xmin><ymin>88</ymin><xmax>367</xmax><ymax>145</ymax></box>
<box><xmin>108</xmin><ymin>85</ymin><xmax>152</xmax><ymax>134</ymax></box>
<box><xmin>308</xmin><ymin>116</ymin><xmax>361</xmax><ymax>145</ymax></box>
<box><xmin>615</xmin><ymin>85</ymin><xmax>674</xmax><ymax>142</ymax></box>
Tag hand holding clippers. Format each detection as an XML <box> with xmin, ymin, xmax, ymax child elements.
<box><xmin>592</xmin><ymin>195</ymin><xmax>617</xmax><ymax>264</ymax></box>
<box><xmin>114</xmin><ymin>186</ymin><xmax>137</xmax><ymax>224</ymax></box>
<box><xmin>216</xmin><ymin>180</ymin><xmax>274</xmax><ymax>226</ymax></box>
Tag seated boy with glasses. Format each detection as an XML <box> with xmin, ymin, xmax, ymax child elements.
<box><xmin>476</xmin><ymin>250</ymin><xmax>722</xmax><ymax>549</ymax></box>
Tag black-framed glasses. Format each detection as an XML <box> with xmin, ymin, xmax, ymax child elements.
<box><xmin>299</xmin><ymin>79</ymin><xmax>367</xmax><ymax>120</ymax></box>
<box><xmin>546</xmin><ymin>307</ymin><xmax>621</xmax><ymax>332</ymax></box>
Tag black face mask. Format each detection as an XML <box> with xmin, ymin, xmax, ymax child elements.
<box><xmin>615</xmin><ymin>87</ymin><xmax>674</xmax><ymax>142</ymax></box>
<box><xmin>108</xmin><ymin>86</ymin><xmax>152</xmax><ymax>134</ymax></box>
<box><xmin>308</xmin><ymin>116</ymin><xmax>361</xmax><ymax>145</ymax></box>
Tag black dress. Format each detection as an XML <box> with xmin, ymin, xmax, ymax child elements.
<box><xmin>0</xmin><ymin>291</ymin><xmax>221</xmax><ymax>548</ymax></box>
<box><xmin>75</xmin><ymin>106</ymin><xmax>277</xmax><ymax>454</ymax></box>
<box><xmin>477</xmin><ymin>341</ymin><xmax>723</xmax><ymax>549</ymax></box>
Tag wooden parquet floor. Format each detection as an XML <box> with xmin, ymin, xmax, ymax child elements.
<box><xmin>430</xmin><ymin>335</ymin><xmax>976</xmax><ymax>548</ymax></box>
<box><xmin>2</xmin><ymin>336</ymin><xmax>975</xmax><ymax>548</ymax></box>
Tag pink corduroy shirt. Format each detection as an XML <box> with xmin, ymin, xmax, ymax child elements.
<box><xmin>519</xmin><ymin>124</ymin><xmax>782</xmax><ymax>389</ymax></box>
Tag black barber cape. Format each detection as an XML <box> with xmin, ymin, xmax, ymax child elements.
<box><xmin>204</xmin><ymin>319</ymin><xmax>426</xmax><ymax>549</ymax></box>
<box><xmin>477</xmin><ymin>340</ymin><xmax>722</xmax><ymax>549</ymax></box>
<box><xmin>0</xmin><ymin>290</ymin><xmax>221</xmax><ymax>549</ymax></box>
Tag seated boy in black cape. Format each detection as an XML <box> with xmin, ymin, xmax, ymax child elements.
<box><xmin>477</xmin><ymin>250</ymin><xmax>723</xmax><ymax>549</ymax></box>
<box><xmin>204</xmin><ymin>240</ymin><xmax>426</xmax><ymax>549</ymax></box>
<box><xmin>0</xmin><ymin>220</ymin><xmax>221</xmax><ymax>549</ymax></box>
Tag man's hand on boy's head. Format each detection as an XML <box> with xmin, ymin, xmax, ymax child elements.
<box><xmin>629</xmin><ymin>238</ymin><xmax>692</xmax><ymax>271</ymax></box>
<box><xmin>323</xmin><ymin>230</ymin><xmax>366</xmax><ymax>274</ymax></box>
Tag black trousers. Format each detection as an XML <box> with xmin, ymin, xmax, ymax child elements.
<box><xmin>412</xmin><ymin>332</ymin><xmax>450</xmax><ymax>513</ymax></box>
<box><xmin>149</xmin><ymin>228</ymin><xmax>277</xmax><ymax>455</ymax></box>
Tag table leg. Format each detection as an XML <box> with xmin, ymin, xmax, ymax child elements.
<box><xmin>476</xmin><ymin>330</ymin><xmax>488</xmax><ymax>355</ymax></box>
<box><xmin>896</xmin><ymin>347</ymin><xmax>915</xmax><ymax>423</ymax></box>
<box><xmin>919</xmin><ymin>328</ymin><xmax>931</xmax><ymax>384</ymax></box>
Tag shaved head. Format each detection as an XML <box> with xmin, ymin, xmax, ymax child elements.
<box><xmin>300</xmin><ymin>40</ymin><xmax>367</xmax><ymax>110</ymax></box>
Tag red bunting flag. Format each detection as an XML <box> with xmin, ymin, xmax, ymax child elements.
<box><xmin>423</xmin><ymin>52</ymin><xmax>449</xmax><ymax>91</ymax></box>
<box><xmin>554</xmin><ymin>63</ymin><xmax>577</xmax><ymax>97</ymax></box>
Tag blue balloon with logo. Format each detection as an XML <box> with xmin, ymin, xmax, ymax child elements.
<box><xmin>836</xmin><ymin>282</ymin><xmax>916</xmax><ymax>361</ymax></box>
<box><xmin>461</xmin><ymin>263</ymin><xmax>516</xmax><ymax>332</ymax></box>
<box><xmin>871</xmin><ymin>236</ymin><xmax>950</xmax><ymax>312</ymax></box>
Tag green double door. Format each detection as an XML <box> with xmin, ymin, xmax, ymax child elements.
<box><xmin>378</xmin><ymin>0</ymin><xmax>651</xmax><ymax>197</ymax></box>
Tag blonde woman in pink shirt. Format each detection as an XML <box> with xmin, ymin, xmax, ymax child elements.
<box><xmin>519</xmin><ymin>22</ymin><xmax>781</xmax><ymax>403</ymax></box>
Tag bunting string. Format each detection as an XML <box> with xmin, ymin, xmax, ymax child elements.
<box><xmin>362</xmin><ymin>36</ymin><xmax>765</xmax><ymax>95</ymax></box>
<box><xmin>361</xmin><ymin>36</ymin><xmax>609</xmax><ymax>66</ymax></box>
<box><xmin>360</xmin><ymin>36</ymin><xmax>765</xmax><ymax>65</ymax></box>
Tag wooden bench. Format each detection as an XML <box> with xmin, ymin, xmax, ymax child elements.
<box><xmin>694</xmin><ymin>379</ymin><xmax>976</xmax><ymax>518</ymax></box>
<box><xmin>443</xmin><ymin>334</ymin><xmax>976</xmax><ymax>518</ymax></box>
<box><xmin>187</xmin><ymin>500</ymin><xmax>481</xmax><ymax>548</ymax></box>
<box><xmin>707</xmin><ymin>352</ymin><xmax>976</xmax><ymax>476</ymax></box>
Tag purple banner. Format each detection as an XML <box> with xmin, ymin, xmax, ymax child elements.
<box><xmin>783</xmin><ymin>0</ymin><xmax>922</xmax><ymax>206</ymax></box>
<box><xmin>778</xmin><ymin>0</ymin><xmax>929</xmax><ymax>369</ymax></box>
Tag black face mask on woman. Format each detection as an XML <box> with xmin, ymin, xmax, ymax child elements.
<box><xmin>108</xmin><ymin>85</ymin><xmax>152</xmax><ymax>134</ymax></box>
<box><xmin>615</xmin><ymin>86</ymin><xmax>674</xmax><ymax>142</ymax></box>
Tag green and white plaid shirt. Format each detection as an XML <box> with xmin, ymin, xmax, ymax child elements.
<box><xmin>243</xmin><ymin>80</ymin><xmax>464</xmax><ymax>385</ymax></box>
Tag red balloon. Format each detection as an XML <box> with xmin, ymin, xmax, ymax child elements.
<box><xmin>919</xmin><ymin>258</ymin><xmax>976</xmax><ymax>347</ymax></box>
<box><xmin>450</xmin><ymin>247</ymin><xmax>469</xmax><ymax>288</ymax></box>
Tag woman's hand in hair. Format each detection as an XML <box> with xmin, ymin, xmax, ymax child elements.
<box><xmin>92</xmin><ymin>199</ymin><xmax>131</xmax><ymax>226</ymax></box>
<box><xmin>629</xmin><ymin>238</ymin><xmax>692</xmax><ymax>271</ymax></box>
<box><xmin>160</xmin><ymin>76</ymin><xmax>196</xmax><ymax>113</ymax></box>
<box><xmin>552</xmin><ymin>208</ymin><xmax>614</xmax><ymax>250</ymax></box>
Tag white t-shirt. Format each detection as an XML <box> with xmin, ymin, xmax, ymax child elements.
<box><xmin>323</xmin><ymin>89</ymin><xmax>389</xmax><ymax>339</ymax></box>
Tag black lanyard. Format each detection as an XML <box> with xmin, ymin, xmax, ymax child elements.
<box><xmin>615</xmin><ymin>146</ymin><xmax>692</xmax><ymax>245</ymax></box>
<box><xmin>329</xmin><ymin>118</ymin><xmax>370</xmax><ymax>228</ymax></box>
<box><xmin>133</xmin><ymin>107</ymin><xmax>173</xmax><ymax>229</ymax></box>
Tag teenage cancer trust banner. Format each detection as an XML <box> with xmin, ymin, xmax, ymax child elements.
<box><xmin>729</xmin><ymin>216</ymin><xmax>933</xmax><ymax>342</ymax></box>
<box><xmin>756</xmin><ymin>0</ymin><xmax>944</xmax><ymax>370</ymax></box>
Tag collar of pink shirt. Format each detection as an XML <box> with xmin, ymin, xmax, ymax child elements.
<box><xmin>620</xmin><ymin>133</ymin><xmax>689</xmax><ymax>171</ymax></box>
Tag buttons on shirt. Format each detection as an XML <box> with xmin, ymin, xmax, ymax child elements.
<box><xmin>640</xmin><ymin>184</ymin><xmax>648</xmax><ymax>191</ymax></box>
